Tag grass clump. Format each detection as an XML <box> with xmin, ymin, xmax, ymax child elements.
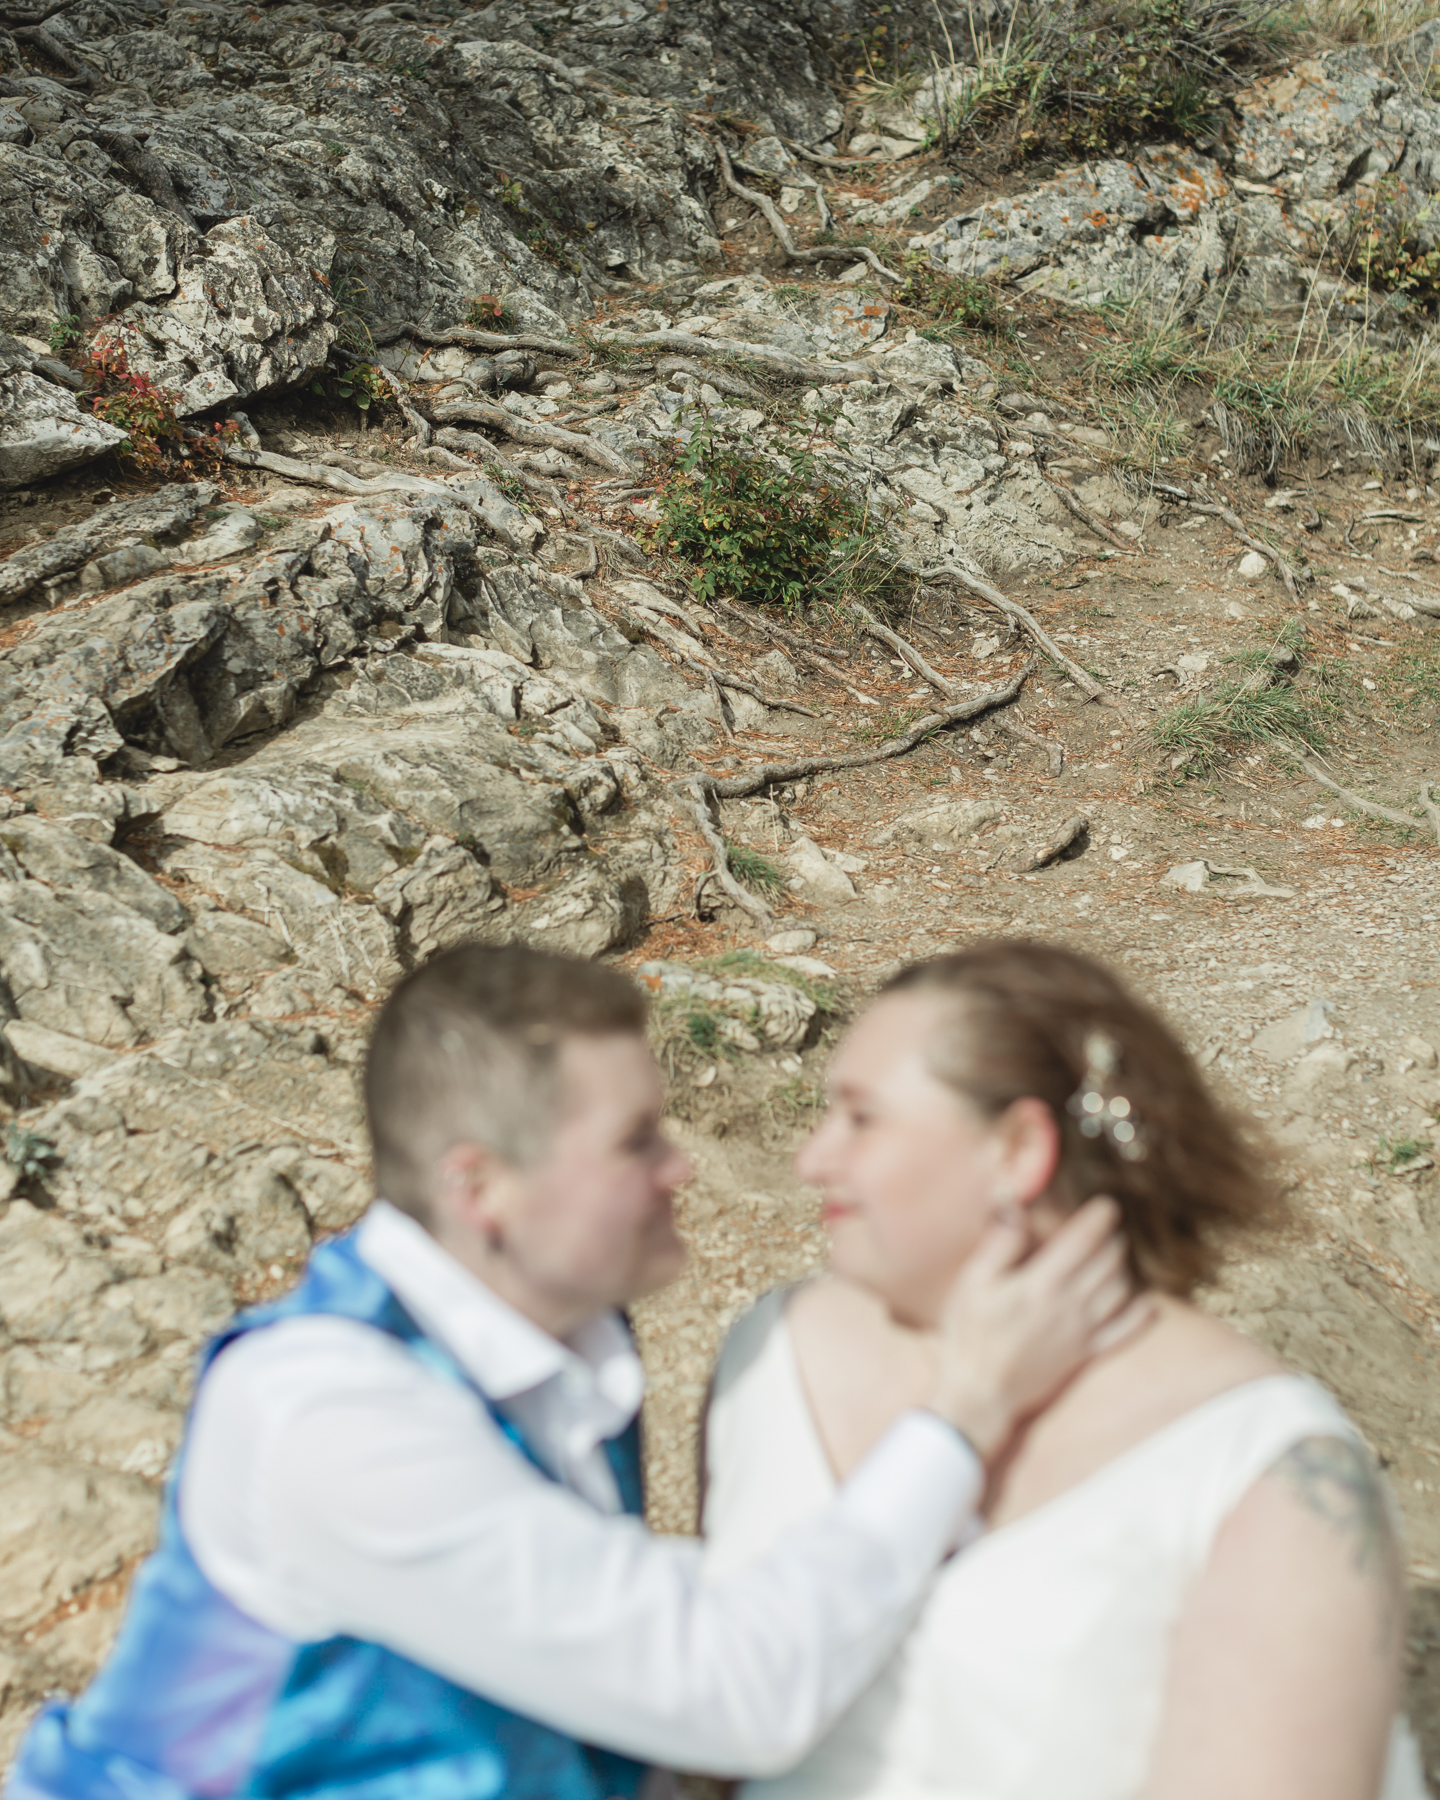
<box><xmin>725</xmin><ymin>842</ymin><xmax>785</xmax><ymax>899</ymax></box>
<box><xmin>934</xmin><ymin>0</ymin><xmax>1287</xmax><ymax>160</ymax></box>
<box><xmin>652</xmin><ymin>416</ymin><xmax>888</xmax><ymax>613</ymax></box>
<box><xmin>1083</xmin><ymin>295</ymin><xmax>1440</xmax><ymax>473</ymax></box>
<box><xmin>1152</xmin><ymin>630</ymin><xmax>1328</xmax><ymax>773</ymax></box>
<box><xmin>1373</xmin><ymin>1132</ymin><xmax>1431</xmax><ymax>1171</ymax></box>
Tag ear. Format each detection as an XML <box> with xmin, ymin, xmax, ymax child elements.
<box><xmin>433</xmin><ymin>1141</ymin><xmax>507</xmax><ymax>1239</ymax></box>
<box><xmin>994</xmin><ymin>1096</ymin><xmax>1062</xmax><ymax>1206</ymax></box>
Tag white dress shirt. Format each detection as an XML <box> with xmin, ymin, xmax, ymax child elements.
<box><xmin>180</xmin><ymin>1201</ymin><xmax>982</xmax><ymax>1778</ymax></box>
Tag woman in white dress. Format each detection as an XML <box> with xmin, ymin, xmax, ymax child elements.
<box><xmin>703</xmin><ymin>940</ymin><xmax>1428</xmax><ymax>1800</ymax></box>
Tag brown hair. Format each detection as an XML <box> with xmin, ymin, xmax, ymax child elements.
<box><xmin>882</xmin><ymin>939</ymin><xmax>1278</xmax><ymax>1295</ymax></box>
<box><xmin>365</xmin><ymin>943</ymin><xmax>648</xmax><ymax>1225</ymax></box>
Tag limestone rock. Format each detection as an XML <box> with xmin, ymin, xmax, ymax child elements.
<box><xmin>0</xmin><ymin>880</ymin><xmax>206</xmax><ymax>1050</ymax></box>
<box><xmin>637</xmin><ymin>961</ymin><xmax>817</xmax><ymax>1053</ymax></box>
<box><xmin>372</xmin><ymin>838</ymin><xmax>504</xmax><ymax>961</ymax></box>
<box><xmin>0</xmin><ymin>369</ymin><xmax>128</xmax><ymax>490</ymax></box>
<box><xmin>876</xmin><ymin>797</ymin><xmax>1003</xmax><ymax>848</ymax></box>
<box><xmin>0</xmin><ymin>482</ymin><xmax>217</xmax><ymax>609</ymax></box>
<box><xmin>781</xmin><ymin>837</ymin><xmax>857</xmax><ymax>906</ymax></box>
<box><xmin>0</xmin><ymin>1449</ymin><xmax>158</xmax><ymax>1634</ymax></box>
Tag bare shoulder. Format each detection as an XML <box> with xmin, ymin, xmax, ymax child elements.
<box><xmin>1159</xmin><ymin>1298</ymin><xmax>1287</xmax><ymax>1383</ymax></box>
<box><xmin>786</xmin><ymin>1277</ymin><xmax>936</xmax><ymax>1480</ymax></box>
<box><xmin>1264</xmin><ymin>1434</ymin><xmax>1401</xmax><ymax>1583</ymax></box>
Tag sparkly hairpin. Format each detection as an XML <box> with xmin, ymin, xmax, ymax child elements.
<box><xmin>1066</xmin><ymin>1030</ymin><xmax>1146</xmax><ymax>1161</ymax></box>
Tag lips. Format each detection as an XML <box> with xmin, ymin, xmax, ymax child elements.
<box><xmin>820</xmin><ymin>1200</ymin><xmax>857</xmax><ymax>1225</ymax></box>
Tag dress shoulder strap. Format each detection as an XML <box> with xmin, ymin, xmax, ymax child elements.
<box><xmin>711</xmin><ymin>1284</ymin><xmax>791</xmax><ymax>1400</ymax></box>
<box><xmin>1158</xmin><ymin>1375</ymin><xmax>1361</xmax><ymax>1564</ymax></box>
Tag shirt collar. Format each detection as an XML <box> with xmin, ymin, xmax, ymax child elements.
<box><xmin>355</xmin><ymin>1199</ymin><xmax>644</xmax><ymax>1426</ymax></box>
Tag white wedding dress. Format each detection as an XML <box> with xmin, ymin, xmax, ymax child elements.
<box><xmin>703</xmin><ymin>1290</ymin><xmax>1429</xmax><ymax>1800</ymax></box>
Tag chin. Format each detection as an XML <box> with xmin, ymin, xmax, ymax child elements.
<box><xmin>631</xmin><ymin>1240</ymin><xmax>687</xmax><ymax>1299</ymax></box>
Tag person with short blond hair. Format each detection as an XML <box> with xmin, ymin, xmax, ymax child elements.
<box><xmin>8</xmin><ymin>943</ymin><xmax>1140</xmax><ymax>1800</ymax></box>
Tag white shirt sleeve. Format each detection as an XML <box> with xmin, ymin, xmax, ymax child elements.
<box><xmin>180</xmin><ymin>1316</ymin><xmax>979</xmax><ymax>1778</ymax></box>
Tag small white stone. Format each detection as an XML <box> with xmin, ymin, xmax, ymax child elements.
<box><xmin>1237</xmin><ymin>550</ymin><xmax>1268</xmax><ymax>578</ymax></box>
<box><xmin>766</xmin><ymin>929</ymin><xmax>817</xmax><ymax>954</ymax></box>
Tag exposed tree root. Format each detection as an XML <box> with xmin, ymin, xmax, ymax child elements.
<box><xmin>692</xmin><ymin>665</ymin><xmax>1033</xmax><ymax>800</ymax></box>
<box><xmin>713</xmin><ymin>144</ymin><xmax>901</xmax><ymax>284</ymax></box>
<box><xmin>654</xmin><ymin>355</ymin><xmax>762</xmax><ymax>400</ymax></box>
<box><xmin>1296</xmin><ymin>754</ymin><xmax>1440</xmax><ymax>845</ymax></box>
<box><xmin>688</xmin><ymin>781</ymin><xmax>774</xmax><ymax>929</ymax></box>
<box><xmin>584</xmin><ymin>325</ymin><xmax>875</xmax><ymax>385</ymax></box>
<box><xmin>223</xmin><ymin>446</ymin><xmax>541</xmax><ymax>551</ymax></box>
<box><xmin>1183</xmin><ymin>499</ymin><xmax>1303</xmax><ymax>603</ymax></box>
<box><xmin>1422</xmin><ymin>783</ymin><xmax>1440</xmax><ymax>845</ymax></box>
<box><xmin>371</xmin><ymin>322</ymin><xmax>582</xmax><ymax>358</ymax></box>
<box><xmin>431</xmin><ymin>398</ymin><xmax>632</xmax><ymax>474</ymax></box>
<box><xmin>373</xmin><ymin>366</ymin><xmax>431</xmax><ymax>448</ymax></box>
<box><xmin>1041</xmin><ymin>475</ymin><xmax>1140</xmax><ymax>555</ymax></box>
<box><xmin>850</xmin><ymin>600</ymin><xmax>954</xmax><ymax>695</ymax></box>
<box><xmin>711</xmin><ymin>599</ymin><xmax>880</xmax><ymax>704</ymax></box>
<box><xmin>15</xmin><ymin>22</ymin><xmax>98</xmax><ymax>83</ymax></box>
<box><xmin>94</xmin><ymin>131</ymin><xmax>196</xmax><ymax>228</ymax></box>
<box><xmin>916</xmin><ymin>556</ymin><xmax>1124</xmax><ymax>709</ymax></box>
<box><xmin>1006</xmin><ymin>813</ymin><xmax>1089</xmax><ymax>871</ymax></box>
<box><xmin>998</xmin><ymin>712</ymin><xmax>1065</xmax><ymax>775</ymax></box>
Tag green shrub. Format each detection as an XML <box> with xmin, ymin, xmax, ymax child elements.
<box><xmin>312</xmin><ymin>360</ymin><xmax>388</xmax><ymax>412</ymax></box>
<box><xmin>895</xmin><ymin>259</ymin><xmax>1010</xmax><ymax>336</ymax></box>
<box><xmin>1336</xmin><ymin>177</ymin><xmax>1440</xmax><ymax>307</ymax></box>
<box><xmin>652</xmin><ymin>417</ymin><xmax>877</xmax><ymax>612</ymax></box>
<box><xmin>49</xmin><ymin>313</ymin><xmax>81</xmax><ymax>356</ymax></box>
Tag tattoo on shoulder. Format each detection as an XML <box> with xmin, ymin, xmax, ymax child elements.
<box><xmin>1272</xmin><ymin>1435</ymin><xmax>1398</xmax><ymax>1581</ymax></box>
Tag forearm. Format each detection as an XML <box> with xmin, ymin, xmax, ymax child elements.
<box><xmin>280</xmin><ymin>1410</ymin><xmax>980</xmax><ymax>1774</ymax></box>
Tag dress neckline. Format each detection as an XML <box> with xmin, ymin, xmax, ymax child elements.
<box><xmin>775</xmin><ymin>1305</ymin><xmax>1327</xmax><ymax>1547</ymax></box>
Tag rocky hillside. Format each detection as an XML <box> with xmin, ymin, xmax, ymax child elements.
<box><xmin>3</xmin><ymin>0</ymin><xmax>1440</xmax><ymax>1785</ymax></box>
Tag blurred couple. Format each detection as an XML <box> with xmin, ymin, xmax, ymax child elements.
<box><xmin>7</xmin><ymin>939</ymin><xmax>1425</xmax><ymax>1800</ymax></box>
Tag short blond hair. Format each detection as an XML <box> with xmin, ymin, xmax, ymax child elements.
<box><xmin>364</xmin><ymin>944</ymin><xmax>647</xmax><ymax>1224</ymax></box>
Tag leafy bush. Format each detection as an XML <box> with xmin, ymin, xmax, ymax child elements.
<box><xmin>1336</xmin><ymin>177</ymin><xmax>1440</xmax><ymax>307</ymax></box>
<box><xmin>652</xmin><ymin>417</ymin><xmax>878</xmax><ymax>612</ymax></box>
<box><xmin>82</xmin><ymin>337</ymin><xmax>237</xmax><ymax>471</ymax></box>
<box><xmin>895</xmin><ymin>259</ymin><xmax>1010</xmax><ymax>337</ymax></box>
<box><xmin>49</xmin><ymin>313</ymin><xmax>81</xmax><ymax>356</ymax></box>
<box><xmin>311</xmin><ymin>360</ymin><xmax>388</xmax><ymax>412</ymax></box>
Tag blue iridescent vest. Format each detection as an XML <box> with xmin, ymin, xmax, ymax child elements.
<box><xmin>5</xmin><ymin>1232</ymin><xmax>649</xmax><ymax>1800</ymax></box>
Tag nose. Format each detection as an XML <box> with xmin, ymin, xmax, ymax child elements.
<box><xmin>659</xmin><ymin>1136</ymin><xmax>693</xmax><ymax>1189</ymax></box>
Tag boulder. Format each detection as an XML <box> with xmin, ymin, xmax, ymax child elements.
<box><xmin>781</xmin><ymin>837</ymin><xmax>857</xmax><ymax>906</ymax></box>
<box><xmin>0</xmin><ymin>369</ymin><xmax>127</xmax><ymax>490</ymax></box>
